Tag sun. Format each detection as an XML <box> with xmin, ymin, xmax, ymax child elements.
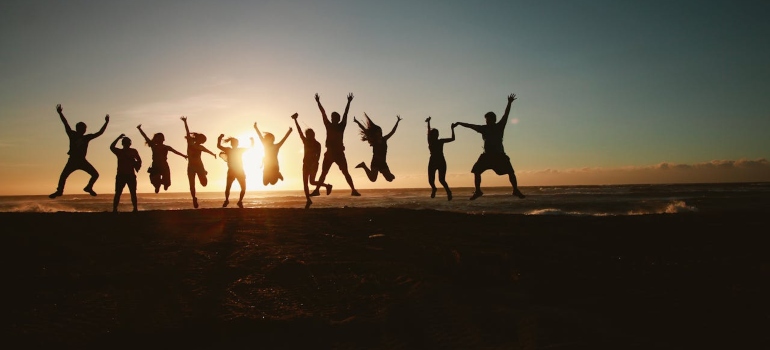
<box><xmin>234</xmin><ymin>134</ymin><xmax>265</xmax><ymax>190</ymax></box>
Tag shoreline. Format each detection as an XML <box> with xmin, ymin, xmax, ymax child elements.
<box><xmin>5</xmin><ymin>208</ymin><xmax>769</xmax><ymax>348</ymax></box>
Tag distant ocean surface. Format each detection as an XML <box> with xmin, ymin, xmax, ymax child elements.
<box><xmin>3</xmin><ymin>183</ymin><xmax>769</xmax><ymax>216</ymax></box>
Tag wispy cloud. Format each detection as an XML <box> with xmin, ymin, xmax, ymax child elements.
<box><xmin>118</xmin><ymin>94</ymin><xmax>238</xmax><ymax>121</ymax></box>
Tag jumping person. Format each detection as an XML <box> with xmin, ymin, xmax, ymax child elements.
<box><xmin>311</xmin><ymin>93</ymin><xmax>360</xmax><ymax>196</ymax></box>
<box><xmin>253</xmin><ymin>120</ymin><xmax>292</xmax><ymax>186</ymax></box>
<box><xmin>49</xmin><ymin>104</ymin><xmax>109</xmax><ymax>198</ymax></box>
<box><xmin>353</xmin><ymin>113</ymin><xmax>401</xmax><ymax>182</ymax></box>
<box><xmin>217</xmin><ymin>134</ymin><xmax>253</xmax><ymax>208</ymax></box>
<box><xmin>181</xmin><ymin>116</ymin><xmax>216</xmax><ymax>208</ymax></box>
<box><xmin>137</xmin><ymin>124</ymin><xmax>187</xmax><ymax>193</ymax></box>
<box><xmin>292</xmin><ymin>113</ymin><xmax>332</xmax><ymax>208</ymax></box>
<box><xmin>425</xmin><ymin>116</ymin><xmax>456</xmax><ymax>200</ymax></box>
<box><xmin>454</xmin><ymin>93</ymin><xmax>525</xmax><ymax>200</ymax></box>
<box><xmin>110</xmin><ymin>134</ymin><xmax>141</xmax><ymax>212</ymax></box>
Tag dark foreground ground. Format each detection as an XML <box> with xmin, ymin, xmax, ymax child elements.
<box><xmin>3</xmin><ymin>208</ymin><xmax>769</xmax><ymax>349</ymax></box>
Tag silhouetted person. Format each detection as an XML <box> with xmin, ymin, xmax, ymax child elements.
<box><xmin>217</xmin><ymin>134</ymin><xmax>253</xmax><ymax>208</ymax></box>
<box><xmin>353</xmin><ymin>113</ymin><xmax>401</xmax><ymax>182</ymax></box>
<box><xmin>181</xmin><ymin>116</ymin><xmax>216</xmax><ymax>208</ymax></box>
<box><xmin>49</xmin><ymin>104</ymin><xmax>109</xmax><ymax>198</ymax></box>
<box><xmin>312</xmin><ymin>93</ymin><xmax>360</xmax><ymax>196</ymax></box>
<box><xmin>254</xmin><ymin>120</ymin><xmax>292</xmax><ymax>186</ymax></box>
<box><xmin>426</xmin><ymin>116</ymin><xmax>456</xmax><ymax>200</ymax></box>
<box><xmin>455</xmin><ymin>93</ymin><xmax>525</xmax><ymax>200</ymax></box>
<box><xmin>292</xmin><ymin>113</ymin><xmax>332</xmax><ymax>208</ymax></box>
<box><xmin>110</xmin><ymin>134</ymin><xmax>141</xmax><ymax>212</ymax></box>
<box><xmin>137</xmin><ymin>124</ymin><xmax>187</xmax><ymax>193</ymax></box>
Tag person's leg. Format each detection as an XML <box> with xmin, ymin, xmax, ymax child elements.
<box><xmin>356</xmin><ymin>161</ymin><xmax>378</xmax><ymax>182</ymax></box>
<box><xmin>51</xmin><ymin>161</ymin><xmax>78</xmax><ymax>197</ymax></box>
<box><xmin>438</xmin><ymin>163</ymin><xmax>451</xmax><ymax>200</ymax></box>
<box><xmin>470</xmin><ymin>172</ymin><xmax>483</xmax><ymax>200</ymax></box>
<box><xmin>188</xmin><ymin>170</ymin><xmax>198</xmax><ymax>208</ymax></box>
<box><xmin>337</xmin><ymin>155</ymin><xmax>360</xmax><ymax>195</ymax></box>
<box><xmin>236</xmin><ymin>175</ymin><xmax>246</xmax><ymax>208</ymax></box>
<box><xmin>224</xmin><ymin>173</ymin><xmax>234</xmax><ymax>207</ymax></box>
<box><xmin>428</xmin><ymin>165</ymin><xmax>438</xmax><ymax>198</ymax></box>
<box><xmin>162</xmin><ymin>165</ymin><xmax>171</xmax><ymax>191</ymax></box>
<box><xmin>308</xmin><ymin>163</ymin><xmax>332</xmax><ymax>195</ymax></box>
<box><xmin>150</xmin><ymin>164</ymin><xmax>161</xmax><ymax>193</ymax></box>
<box><xmin>113</xmin><ymin>177</ymin><xmax>124</xmax><ymax>212</ymax></box>
<box><xmin>509</xmin><ymin>172</ymin><xmax>525</xmax><ymax>198</ymax></box>
<box><xmin>81</xmin><ymin>161</ymin><xmax>99</xmax><ymax>196</ymax></box>
<box><xmin>312</xmin><ymin>155</ymin><xmax>333</xmax><ymax>196</ymax></box>
<box><xmin>128</xmin><ymin>177</ymin><xmax>138</xmax><ymax>211</ymax></box>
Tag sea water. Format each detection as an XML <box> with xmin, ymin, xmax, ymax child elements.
<box><xmin>2</xmin><ymin>182</ymin><xmax>769</xmax><ymax>216</ymax></box>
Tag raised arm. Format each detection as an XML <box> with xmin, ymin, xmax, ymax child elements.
<box><xmin>277</xmin><ymin>127</ymin><xmax>293</xmax><ymax>147</ymax></box>
<box><xmin>253</xmin><ymin>122</ymin><xmax>265</xmax><ymax>142</ymax></box>
<box><xmin>499</xmin><ymin>93</ymin><xmax>516</xmax><ymax>126</ymax></box>
<box><xmin>137</xmin><ymin>124</ymin><xmax>153</xmax><ymax>146</ymax></box>
<box><xmin>315</xmin><ymin>93</ymin><xmax>329</xmax><ymax>125</ymax></box>
<box><xmin>292</xmin><ymin>113</ymin><xmax>306</xmax><ymax>141</ymax></box>
<box><xmin>181</xmin><ymin>116</ymin><xmax>191</xmax><ymax>137</ymax></box>
<box><xmin>249</xmin><ymin>137</ymin><xmax>255</xmax><ymax>148</ymax></box>
<box><xmin>444</xmin><ymin>124</ymin><xmax>457</xmax><ymax>143</ymax></box>
<box><xmin>384</xmin><ymin>115</ymin><xmax>401</xmax><ymax>140</ymax></box>
<box><xmin>217</xmin><ymin>134</ymin><xmax>226</xmax><ymax>152</ymax></box>
<box><xmin>110</xmin><ymin>134</ymin><xmax>123</xmax><ymax>152</ymax></box>
<box><xmin>92</xmin><ymin>114</ymin><xmax>109</xmax><ymax>138</ymax></box>
<box><xmin>454</xmin><ymin>121</ymin><xmax>483</xmax><ymax>133</ymax></box>
<box><xmin>341</xmin><ymin>93</ymin><xmax>353</xmax><ymax>125</ymax></box>
<box><xmin>353</xmin><ymin>116</ymin><xmax>365</xmax><ymax>131</ymax></box>
<box><xmin>425</xmin><ymin>116</ymin><xmax>431</xmax><ymax>132</ymax></box>
<box><xmin>199</xmin><ymin>145</ymin><xmax>217</xmax><ymax>158</ymax></box>
<box><xmin>56</xmin><ymin>104</ymin><xmax>72</xmax><ymax>133</ymax></box>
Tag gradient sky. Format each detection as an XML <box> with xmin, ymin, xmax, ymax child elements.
<box><xmin>1</xmin><ymin>0</ymin><xmax>769</xmax><ymax>196</ymax></box>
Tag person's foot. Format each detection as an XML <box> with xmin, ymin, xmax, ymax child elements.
<box><xmin>154</xmin><ymin>186</ymin><xmax>160</xmax><ymax>194</ymax></box>
<box><xmin>84</xmin><ymin>187</ymin><xmax>97</xmax><ymax>196</ymax></box>
<box><xmin>237</xmin><ymin>201</ymin><xmax>243</xmax><ymax>208</ymax></box>
<box><xmin>355</xmin><ymin>162</ymin><xmax>365</xmax><ymax>169</ymax></box>
<box><xmin>351</xmin><ymin>190</ymin><xmax>361</xmax><ymax>196</ymax></box>
<box><xmin>430</xmin><ymin>188</ymin><xmax>437</xmax><ymax>198</ymax></box>
<box><xmin>385</xmin><ymin>174</ymin><xmax>395</xmax><ymax>182</ymax></box>
<box><xmin>49</xmin><ymin>191</ymin><xmax>62</xmax><ymax>199</ymax></box>
<box><xmin>132</xmin><ymin>208</ymin><xmax>138</xmax><ymax>212</ymax></box>
<box><xmin>222</xmin><ymin>200</ymin><xmax>229</xmax><ymax>208</ymax></box>
<box><xmin>470</xmin><ymin>190</ymin><xmax>483</xmax><ymax>200</ymax></box>
<box><xmin>164</xmin><ymin>184</ymin><xmax>169</xmax><ymax>191</ymax></box>
<box><xmin>447</xmin><ymin>190</ymin><xmax>452</xmax><ymax>201</ymax></box>
<box><xmin>113</xmin><ymin>208</ymin><xmax>118</xmax><ymax>213</ymax></box>
<box><xmin>305</xmin><ymin>198</ymin><xmax>312</xmax><ymax>209</ymax></box>
<box><xmin>326</xmin><ymin>184</ymin><xmax>333</xmax><ymax>195</ymax></box>
<box><xmin>310</xmin><ymin>188</ymin><xmax>321</xmax><ymax>197</ymax></box>
<box><xmin>193</xmin><ymin>197</ymin><xmax>199</xmax><ymax>208</ymax></box>
<box><xmin>513</xmin><ymin>189</ymin><xmax>526</xmax><ymax>199</ymax></box>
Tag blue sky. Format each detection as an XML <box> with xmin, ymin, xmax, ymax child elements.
<box><xmin>1</xmin><ymin>0</ymin><xmax>769</xmax><ymax>195</ymax></box>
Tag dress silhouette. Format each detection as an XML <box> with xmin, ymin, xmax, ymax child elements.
<box><xmin>426</xmin><ymin>116</ymin><xmax>456</xmax><ymax>200</ymax></box>
<box><xmin>50</xmin><ymin>104</ymin><xmax>109</xmax><ymax>198</ymax></box>
<box><xmin>110</xmin><ymin>134</ymin><xmax>141</xmax><ymax>212</ymax></box>
<box><xmin>137</xmin><ymin>125</ymin><xmax>187</xmax><ymax>193</ymax></box>
<box><xmin>181</xmin><ymin>116</ymin><xmax>216</xmax><ymax>208</ymax></box>
<box><xmin>292</xmin><ymin>113</ymin><xmax>332</xmax><ymax>208</ymax></box>
<box><xmin>312</xmin><ymin>93</ymin><xmax>360</xmax><ymax>196</ymax></box>
<box><xmin>217</xmin><ymin>135</ymin><xmax>253</xmax><ymax>208</ymax></box>
<box><xmin>454</xmin><ymin>94</ymin><xmax>525</xmax><ymax>200</ymax></box>
<box><xmin>353</xmin><ymin>113</ymin><xmax>401</xmax><ymax>182</ymax></box>
<box><xmin>253</xmin><ymin>121</ymin><xmax>292</xmax><ymax>186</ymax></box>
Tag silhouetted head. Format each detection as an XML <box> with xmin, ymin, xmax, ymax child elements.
<box><xmin>75</xmin><ymin>122</ymin><xmax>86</xmax><ymax>135</ymax></box>
<box><xmin>331</xmin><ymin>112</ymin><xmax>341</xmax><ymax>124</ymax></box>
<box><xmin>484</xmin><ymin>112</ymin><xmax>496</xmax><ymax>125</ymax></box>
<box><xmin>306</xmin><ymin>128</ymin><xmax>315</xmax><ymax>140</ymax></box>
<box><xmin>264</xmin><ymin>132</ymin><xmax>275</xmax><ymax>143</ymax></box>
<box><xmin>121</xmin><ymin>137</ymin><xmax>132</xmax><ymax>148</ymax></box>
<box><xmin>152</xmin><ymin>133</ymin><xmax>165</xmax><ymax>144</ymax></box>
<box><xmin>191</xmin><ymin>133</ymin><xmax>207</xmax><ymax>144</ymax></box>
<box><xmin>428</xmin><ymin>128</ymin><xmax>439</xmax><ymax>141</ymax></box>
<box><xmin>359</xmin><ymin>114</ymin><xmax>383</xmax><ymax>145</ymax></box>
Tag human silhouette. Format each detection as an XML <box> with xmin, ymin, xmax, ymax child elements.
<box><xmin>353</xmin><ymin>113</ymin><xmax>401</xmax><ymax>182</ymax></box>
<box><xmin>292</xmin><ymin>113</ymin><xmax>332</xmax><ymax>209</ymax></box>
<box><xmin>137</xmin><ymin>125</ymin><xmax>188</xmax><ymax>193</ymax></box>
<box><xmin>311</xmin><ymin>93</ymin><xmax>360</xmax><ymax>196</ymax></box>
<box><xmin>454</xmin><ymin>93</ymin><xmax>525</xmax><ymax>200</ymax></box>
<box><xmin>49</xmin><ymin>104</ymin><xmax>109</xmax><ymax>198</ymax></box>
<box><xmin>426</xmin><ymin>116</ymin><xmax>456</xmax><ymax>200</ymax></box>
<box><xmin>217</xmin><ymin>134</ymin><xmax>253</xmax><ymax>208</ymax></box>
<box><xmin>181</xmin><ymin>116</ymin><xmax>216</xmax><ymax>208</ymax></box>
<box><xmin>253</xmin><ymin>120</ymin><xmax>292</xmax><ymax>186</ymax></box>
<box><xmin>110</xmin><ymin>134</ymin><xmax>141</xmax><ymax>212</ymax></box>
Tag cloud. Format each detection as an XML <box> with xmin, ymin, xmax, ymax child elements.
<box><xmin>118</xmin><ymin>94</ymin><xmax>238</xmax><ymax>121</ymax></box>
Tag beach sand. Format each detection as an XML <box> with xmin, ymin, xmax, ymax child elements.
<box><xmin>4</xmin><ymin>208</ymin><xmax>769</xmax><ymax>349</ymax></box>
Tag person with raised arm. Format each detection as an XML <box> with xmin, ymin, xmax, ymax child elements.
<box><xmin>217</xmin><ymin>134</ymin><xmax>253</xmax><ymax>208</ymax></box>
<box><xmin>292</xmin><ymin>113</ymin><xmax>332</xmax><ymax>208</ymax></box>
<box><xmin>49</xmin><ymin>104</ymin><xmax>109</xmax><ymax>198</ymax></box>
<box><xmin>137</xmin><ymin>124</ymin><xmax>187</xmax><ymax>193</ymax></box>
<box><xmin>311</xmin><ymin>93</ymin><xmax>360</xmax><ymax>196</ymax></box>
<box><xmin>353</xmin><ymin>113</ymin><xmax>401</xmax><ymax>183</ymax></box>
<box><xmin>253</xmin><ymin>120</ymin><xmax>292</xmax><ymax>186</ymax></box>
<box><xmin>181</xmin><ymin>116</ymin><xmax>216</xmax><ymax>208</ymax></box>
<box><xmin>426</xmin><ymin>116</ymin><xmax>456</xmax><ymax>200</ymax></box>
<box><xmin>454</xmin><ymin>93</ymin><xmax>525</xmax><ymax>200</ymax></box>
<box><xmin>110</xmin><ymin>134</ymin><xmax>141</xmax><ymax>212</ymax></box>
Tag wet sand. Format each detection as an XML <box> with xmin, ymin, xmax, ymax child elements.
<box><xmin>4</xmin><ymin>208</ymin><xmax>769</xmax><ymax>349</ymax></box>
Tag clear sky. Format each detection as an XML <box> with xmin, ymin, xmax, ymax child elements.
<box><xmin>1</xmin><ymin>0</ymin><xmax>769</xmax><ymax>196</ymax></box>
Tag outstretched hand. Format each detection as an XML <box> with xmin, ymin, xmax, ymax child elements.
<box><xmin>180</xmin><ymin>116</ymin><xmax>187</xmax><ymax>122</ymax></box>
<box><xmin>118</xmin><ymin>133</ymin><xmax>126</xmax><ymax>138</ymax></box>
<box><xmin>451</xmin><ymin>123</ymin><xmax>458</xmax><ymax>128</ymax></box>
<box><xmin>315</xmin><ymin>93</ymin><xmax>320</xmax><ymax>102</ymax></box>
<box><xmin>347</xmin><ymin>93</ymin><xmax>354</xmax><ymax>102</ymax></box>
<box><xmin>353</xmin><ymin>116</ymin><xmax>358</xmax><ymax>123</ymax></box>
<box><xmin>253</xmin><ymin>122</ymin><xmax>258</xmax><ymax>129</ymax></box>
<box><xmin>56</xmin><ymin>104</ymin><xmax>63</xmax><ymax>113</ymax></box>
<box><xmin>291</xmin><ymin>113</ymin><xmax>298</xmax><ymax>119</ymax></box>
<box><xmin>396</xmin><ymin>115</ymin><xmax>402</xmax><ymax>122</ymax></box>
<box><xmin>425</xmin><ymin>116</ymin><xmax>431</xmax><ymax>123</ymax></box>
<box><xmin>105</xmin><ymin>114</ymin><xmax>110</xmax><ymax>122</ymax></box>
<box><xmin>218</xmin><ymin>134</ymin><xmax>224</xmax><ymax>139</ymax></box>
<box><xmin>508</xmin><ymin>93</ymin><xmax>517</xmax><ymax>103</ymax></box>
<box><xmin>136</xmin><ymin>124</ymin><xmax>142</xmax><ymax>129</ymax></box>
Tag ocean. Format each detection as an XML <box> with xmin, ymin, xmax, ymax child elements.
<box><xmin>2</xmin><ymin>182</ymin><xmax>769</xmax><ymax>215</ymax></box>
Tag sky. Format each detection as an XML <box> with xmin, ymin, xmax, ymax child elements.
<box><xmin>1</xmin><ymin>0</ymin><xmax>769</xmax><ymax>196</ymax></box>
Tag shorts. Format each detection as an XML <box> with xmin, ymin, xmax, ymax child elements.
<box><xmin>471</xmin><ymin>153</ymin><xmax>514</xmax><ymax>175</ymax></box>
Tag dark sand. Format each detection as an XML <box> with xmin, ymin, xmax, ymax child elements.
<box><xmin>4</xmin><ymin>209</ymin><xmax>769</xmax><ymax>349</ymax></box>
